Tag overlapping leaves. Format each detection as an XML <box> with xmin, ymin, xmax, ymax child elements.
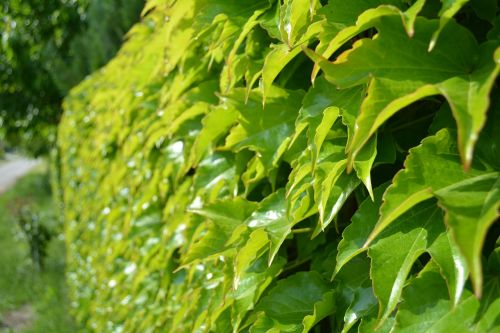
<box><xmin>58</xmin><ymin>0</ymin><xmax>500</xmax><ymax>332</ymax></box>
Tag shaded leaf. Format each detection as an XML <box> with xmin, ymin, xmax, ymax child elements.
<box><xmin>253</xmin><ymin>271</ymin><xmax>335</xmax><ymax>332</ymax></box>
<box><xmin>369</xmin><ymin>128</ymin><xmax>498</xmax><ymax>295</ymax></box>
<box><xmin>224</xmin><ymin>87</ymin><xmax>304</xmax><ymax>170</ymax></box>
<box><xmin>368</xmin><ymin>201</ymin><xmax>445</xmax><ymax>325</ymax></box>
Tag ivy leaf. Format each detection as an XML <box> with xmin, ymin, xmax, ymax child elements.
<box><xmin>261</xmin><ymin>44</ymin><xmax>302</xmax><ymax>103</ymax></box>
<box><xmin>335</xmin><ymin>256</ymin><xmax>378</xmax><ymax>333</ymax></box>
<box><xmin>474</xmin><ymin>299</ymin><xmax>500</xmax><ymax>333</ymax></box>
<box><xmin>423</xmin><ymin>293</ymin><xmax>480</xmax><ymax>332</ymax></box>
<box><xmin>253</xmin><ymin>271</ymin><xmax>335</xmax><ymax>332</ymax></box>
<box><xmin>335</xmin><ymin>184</ymin><xmax>388</xmax><ymax>276</ymax></box>
<box><xmin>260</xmin><ymin>22</ymin><xmax>323</xmax><ymax>103</ymax></box>
<box><xmin>297</xmin><ymin>77</ymin><xmax>374</xmax><ymax>195</ymax></box>
<box><xmin>430</xmin><ymin>0</ymin><xmax>470</xmax><ymax>51</ymax></box>
<box><xmin>287</xmin><ymin>133</ymin><xmax>360</xmax><ymax>232</ymax></box>
<box><xmin>368</xmin><ymin>129</ymin><xmax>498</xmax><ymax>296</ymax></box>
<box><xmin>287</xmin><ymin>81</ymin><xmax>366</xmax><ymax>229</ymax></box>
<box><xmin>434</xmin><ymin>173</ymin><xmax>500</xmax><ymax>297</ymax></box>
<box><xmin>229</xmin><ymin>256</ymin><xmax>286</xmax><ymax>330</ymax></box>
<box><xmin>311</xmin><ymin>0</ymin><xmax>425</xmax><ymax>81</ymax></box>
<box><xmin>234</xmin><ymin>229</ymin><xmax>269</xmax><ymax>289</ymax></box>
<box><xmin>368</xmin><ymin>201</ymin><xmax>448</xmax><ymax>325</ymax></box>
<box><xmin>224</xmin><ymin>87</ymin><xmax>304</xmax><ymax>171</ymax></box>
<box><xmin>189</xmin><ymin>106</ymin><xmax>238</xmax><ymax>168</ymax></box>
<box><xmin>310</xmin><ymin>16</ymin><xmax>500</xmax><ymax>170</ymax></box>
<box><xmin>393</xmin><ymin>261</ymin><xmax>449</xmax><ymax>332</ymax></box>
<box><xmin>393</xmin><ymin>260</ymin><xmax>479</xmax><ymax>333</ymax></box>
<box><xmin>292</xmin><ymin>76</ymin><xmax>365</xmax><ymax>148</ymax></box>
<box><xmin>220</xmin><ymin>8</ymin><xmax>269</xmax><ymax>94</ymax></box>
<box><xmin>426</xmin><ymin>229</ymin><xmax>468</xmax><ymax>306</ymax></box>
<box><xmin>245</xmin><ymin>189</ymin><xmax>291</xmax><ymax>265</ymax></box>
<box><xmin>313</xmin><ymin>165</ymin><xmax>360</xmax><ymax>235</ymax></box>
<box><xmin>184</xmin><ymin>198</ymin><xmax>257</xmax><ymax>263</ymax></box>
<box><xmin>192</xmin><ymin>152</ymin><xmax>238</xmax><ymax>198</ymax></box>
<box><xmin>279</xmin><ymin>0</ymin><xmax>315</xmax><ymax>48</ymax></box>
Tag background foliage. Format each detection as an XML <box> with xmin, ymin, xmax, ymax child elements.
<box><xmin>0</xmin><ymin>169</ymin><xmax>78</xmax><ymax>332</ymax></box>
<box><xmin>58</xmin><ymin>0</ymin><xmax>500</xmax><ymax>332</ymax></box>
<box><xmin>0</xmin><ymin>0</ymin><xmax>143</xmax><ymax>156</ymax></box>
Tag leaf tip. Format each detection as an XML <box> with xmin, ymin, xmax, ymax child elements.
<box><xmin>310</xmin><ymin>64</ymin><xmax>320</xmax><ymax>85</ymax></box>
<box><xmin>428</xmin><ymin>38</ymin><xmax>436</xmax><ymax>52</ymax></box>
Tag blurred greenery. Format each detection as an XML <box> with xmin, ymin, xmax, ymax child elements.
<box><xmin>0</xmin><ymin>0</ymin><xmax>144</xmax><ymax>156</ymax></box>
<box><xmin>0</xmin><ymin>167</ymin><xmax>80</xmax><ymax>332</ymax></box>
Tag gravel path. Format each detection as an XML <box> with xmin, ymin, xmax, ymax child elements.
<box><xmin>1</xmin><ymin>305</ymin><xmax>34</xmax><ymax>332</ymax></box>
<box><xmin>0</xmin><ymin>156</ymin><xmax>40</xmax><ymax>194</ymax></box>
<box><xmin>0</xmin><ymin>155</ymin><xmax>40</xmax><ymax>331</ymax></box>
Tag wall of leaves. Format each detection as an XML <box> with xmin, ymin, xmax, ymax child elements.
<box><xmin>58</xmin><ymin>0</ymin><xmax>500</xmax><ymax>332</ymax></box>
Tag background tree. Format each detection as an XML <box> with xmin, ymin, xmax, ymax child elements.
<box><xmin>0</xmin><ymin>0</ymin><xmax>144</xmax><ymax>156</ymax></box>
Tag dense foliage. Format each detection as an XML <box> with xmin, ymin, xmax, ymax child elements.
<box><xmin>0</xmin><ymin>170</ymin><xmax>78</xmax><ymax>332</ymax></box>
<box><xmin>0</xmin><ymin>0</ymin><xmax>143</xmax><ymax>155</ymax></box>
<box><xmin>58</xmin><ymin>0</ymin><xmax>500</xmax><ymax>332</ymax></box>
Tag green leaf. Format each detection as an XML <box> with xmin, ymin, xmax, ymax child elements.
<box><xmin>224</xmin><ymin>87</ymin><xmax>304</xmax><ymax>170</ymax></box>
<box><xmin>220</xmin><ymin>8</ymin><xmax>268</xmax><ymax>93</ymax></box>
<box><xmin>292</xmin><ymin>76</ymin><xmax>365</xmax><ymax>148</ymax></box>
<box><xmin>358</xmin><ymin>314</ymin><xmax>395</xmax><ymax>333</ymax></box>
<box><xmin>192</xmin><ymin>152</ymin><xmax>238</xmax><ymax>197</ymax></box>
<box><xmin>368</xmin><ymin>128</ymin><xmax>498</xmax><ymax>296</ymax></box>
<box><xmin>189</xmin><ymin>197</ymin><xmax>257</xmax><ymax>227</ymax></box>
<box><xmin>245</xmin><ymin>189</ymin><xmax>291</xmax><ymax>265</ymax></box>
<box><xmin>234</xmin><ymin>229</ymin><xmax>269</xmax><ymax>289</ymax></box>
<box><xmin>311</xmin><ymin>16</ymin><xmax>500</xmax><ymax>170</ymax></box>
<box><xmin>392</xmin><ymin>260</ymin><xmax>478</xmax><ymax>333</ymax></box>
<box><xmin>426</xmin><ymin>229</ymin><xmax>468</xmax><ymax>306</ymax></box>
<box><xmin>287</xmin><ymin>132</ymin><xmax>361</xmax><ymax>232</ymax></box>
<box><xmin>314</xmin><ymin>165</ymin><xmax>360</xmax><ymax>235</ymax></box>
<box><xmin>430</xmin><ymin>0</ymin><xmax>470</xmax><ymax>51</ymax></box>
<box><xmin>425</xmin><ymin>293</ymin><xmax>480</xmax><ymax>332</ymax></box>
<box><xmin>311</xmin><ymin>0</ymin><xmax>424</xmax><ymax>81</ymax></box>
<box><xmin>184</xmin><ymin>198</ymin><xmax>257</xmax><ymax>263</ymax></box>
<box><xmin>261</xmin><ymin>44</ymin><xmax>302</xmax><ymax>103</ymax></box>
<box><xmin>335</xmin><ymin>183</ymin><xmax>388</xmax><ymax>276</ymax></box>
<box><xmin>279</xmin><ymin>0</ymin><xmax>315</xmax><ymax>47</ymax></box>
<box><xmin>474</xmin><ymin>299</ymin><xmax>500</xmax><ymax>333</ymax></box>
<box><xmin>260</xmin><ymin>20</ymin><xmax>323</xmax><ymax>104</ymax></box>
<box><xmin>312</xmin><ymin>106</ymin><xmax>340</xmax><ymax>169</ymax></box>
<box><xmin>253</xmin><ymin>271</ymin><xmax>335</xmax><ymax>332</ymax></box>
<box><xmin>287</xmin><ymin>81</ymin><xmax>367</xmax><ymax>229</ymax></box>
<box><xmin>188</xmin><ymin>105</ymin><xmax>238</xmax><ymax>168</ymax></box>
<box><xmin>435</xmin><ymin>173</ymin><xmax>500</xmax><ymax>297</ymax></box>
<box><xmin>230</xmin><ymin>256</ymin><xmax>286</xmax><ymax>331</ymax></box>
<box><xmin>334</xmin><ymin>256</ymin><xmax>378</xmax><ymax>333</ymax></box>
<box><xmin>368</xmin><ymin>201</ymin><xmax>446</xmax><ymax>325</ymax></box>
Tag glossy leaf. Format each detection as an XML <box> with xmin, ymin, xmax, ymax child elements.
<box><xmin>253</xmin><ymin>272</ymin><xmax>335</xmax><ymax>332</ymax></box>
<box><xmin>224</xmin><ymin>87</ymin><xmax>304</xmax><ymax>170</ymax></box>
<box><xmin>434</xmin><ymin>173</ymin><xmax>500</xmax><ymax>297</ymax></box>
<box><xmin>430</xmin><ymin>0</ymin><xmax>470</xmax><ymax>51</ymax></box>
<box><xmin>335</xmin><ymin>184</ymin><xmax>388</xmax><ymax>276</ymax></box>
<box><xmin>310</xmin><ymin>16</ymin><xmax>500</xmax><ymax>170</ymax></box>
<box><xmin>245</xmin><ymin>189</ymin><xmax>292</xmax><ymax>265</ymax></box>
<box><xmin>57</xmin><ymin>0</ymin><xmax>500</xmax><ymax>331</ymax></box>
<box><xmin>393</xmin><ymin>260</ymin><xmax>480</xmax><ymax>333</ymax></box>
<box><xmin>369</xmin><ymin>202</ymin><xmax>448</xmax><ymax>325</ymax></box>
<box><xmin>369</xmin><ymin>129</ymin><xmax>498</xmax><ymax>296</ymax></box>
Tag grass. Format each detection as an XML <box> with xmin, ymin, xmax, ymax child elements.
<box><xmin>0</xmin><ymin>165</ymin><xmax>79</xmax><ymax>332</ymax></box>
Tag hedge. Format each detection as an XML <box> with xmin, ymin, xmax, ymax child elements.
<box><xmin>58</xmin><ymin>0</ymin><xmax>500</xmax><ymax>332</ymax></box>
